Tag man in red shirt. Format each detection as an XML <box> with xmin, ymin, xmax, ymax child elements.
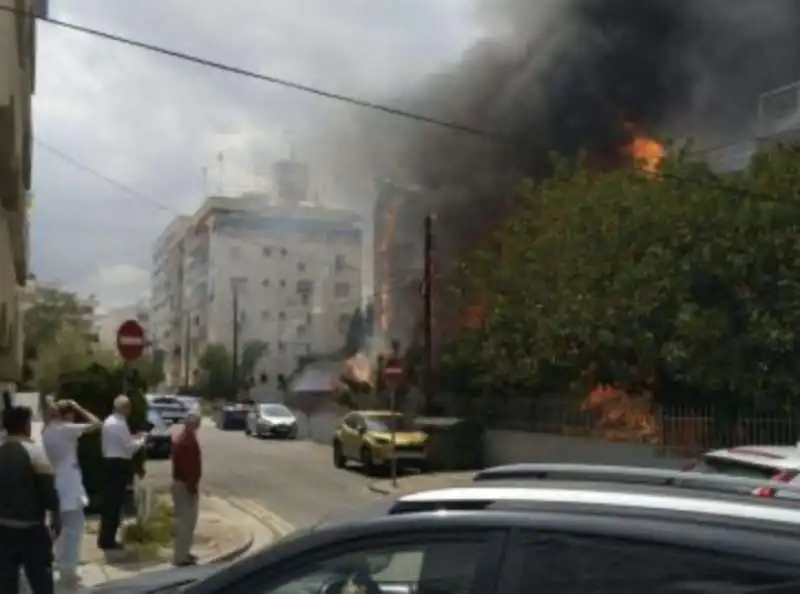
<box><xmin>171</xmin><ymin>413</ymin><xmax>202</xmax><ymax>566</ymax></box>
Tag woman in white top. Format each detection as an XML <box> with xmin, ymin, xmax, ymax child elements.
<box><xmin>42</xmin><ymin>398</ymin><xmax>101</xmax><ymax>586</ymax></box>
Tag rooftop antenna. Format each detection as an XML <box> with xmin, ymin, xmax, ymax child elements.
<box><xmin>217</xmin><ymin>152</ymin><xmax>225</xmax><ymax>195</ymax></box>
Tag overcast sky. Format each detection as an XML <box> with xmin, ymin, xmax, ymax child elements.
<box><xmin>30</xmin><ymin>0</ymin><xmax>479</xmax><ymax>309</ymax></box>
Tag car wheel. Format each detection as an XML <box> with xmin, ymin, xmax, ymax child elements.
<box><xmin>333</xmin><ymin>440</ymin><xmax>346</xmax><ymax>468</ymax></box>
<box><xmin>244</xmin><ymin>424</ymin><xmax>251</xmax><ymax>436</ymax></box>
<box><xmin>360</xmin><ymin>446</ymin><xmax>377</xmax><ymax>476</ymax></box>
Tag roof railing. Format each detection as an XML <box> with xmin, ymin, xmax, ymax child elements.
<box><xmin>472</xmin><ymin>463</ymin><xmax>800</xmax><ymax>496</ymax></box>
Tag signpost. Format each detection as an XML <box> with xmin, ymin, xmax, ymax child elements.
<box><xmin>116</xmin><ymin>319</ymin><xmax>146</xmax><ymax>395</ymax></box>
<box><xmin>383</xmin><ymin>357</ymin><xmax>404</xmax><ymax>489</ymax></box>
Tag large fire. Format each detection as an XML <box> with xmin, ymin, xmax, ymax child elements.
<box><xmin>377</xmin><ymin>203</ymin><xmax>398</xmax><ymax>334</ymax></box>
<box><xmin>626</xmin><ymin>127</ymin><xmax>665</xmax><ymax>175</ymax></box>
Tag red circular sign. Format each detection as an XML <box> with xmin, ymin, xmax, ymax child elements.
<box><xmin>384</xmin><ymin>357</ymin><xmax>403</xmax><ymax>390</ymax></box>
<box><xmin>116</xmin><ymin>319</ymin><xmax>146</xmax><ymax>361</ymax></box>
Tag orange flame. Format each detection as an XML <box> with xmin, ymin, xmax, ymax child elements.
<box><xmin>625</xmin><ymin>125</ymin><xmax>664</xmax><ymax>176</ymax></box>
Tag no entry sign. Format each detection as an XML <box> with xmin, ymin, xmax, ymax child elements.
<box><xmin>116</xmin><ymin>319</ymin><xmax>146</xmax><ymax>361</ymax></box>
<box><xmin>384</xmin><ymin>357</ymin><xmax>403</xmax><ymax>391</ymax></box>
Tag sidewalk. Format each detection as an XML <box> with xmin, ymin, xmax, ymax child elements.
<box><xmin>45</xmin><ymin>495</ymin><xmax>262</xmax><ymax>592</ymax></box>
<box><xmin>367</xmin><ymin>471</ymin><xmax>475</xmax><ymax>496</ymax></box>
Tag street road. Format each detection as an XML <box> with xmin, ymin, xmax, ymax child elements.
<box><xmin>147</xmin><ymin>422</ymin><xmax>380</xmax><ymax>530</ymax></box>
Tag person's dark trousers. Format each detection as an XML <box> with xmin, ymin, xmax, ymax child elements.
<box><xmin>0</xmin><ymin>524</ymin><xmax>54</xmax><ymax>594</ymax></box>
<box><xmin>97</xmin><ymin>457</ymin><xmax>132</xmax><ymax>549</ymax></box>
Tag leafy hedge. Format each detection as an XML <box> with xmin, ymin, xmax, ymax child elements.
<box><xmin>56</xmin><ymin>363</ymin><xmax>149</xmax><ymax>510</ymax></box>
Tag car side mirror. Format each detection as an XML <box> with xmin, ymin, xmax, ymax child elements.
<box><xmin>358</xmin><ymin>426</ymin><xmax>367</xmax><ymax>435</ymax></box>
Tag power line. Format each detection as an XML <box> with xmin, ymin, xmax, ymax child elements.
<box><xmin>18</xmin><ymin>7</ymin><xmax>793</xmax><ymax>206</ymax></box>
<box><xmin>4</xmin><ymin>5</ymin><xmax>498</xmax><ymax>139</ymax></box>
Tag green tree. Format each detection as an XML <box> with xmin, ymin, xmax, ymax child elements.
<box><xmin>343</xmin><ymin>306</ymin><xmax>366</xmax><ymax>356</ymax></box>
<box><xmin>239</xmin><ymin>340</ymin><xmax>268</xmax><ymax>387</ymax></box>
<box><xmin>450</xmin><ymin>146</ymin><xmax>800</xmax><ymax>413</ymax></box>
<box><xmin>32</xmin><ymin>324</ymin><xmax>116</xmax><ymax>393</ymax></box>
<box><xmin>127</xmin><ymin>350</ymin><xmax>166</xmax><ymax>390</ymax></box>
<box><xmin>24</xmin><ymin>285</ymin><xmax>96</xmax><ymax>351</ymax></box>
<box><xmin>195</xmin><ymin>343</ymin><xmax>235</xmax><ymax>400</ymax></box>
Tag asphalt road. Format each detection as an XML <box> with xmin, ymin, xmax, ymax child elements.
<box><xmin>147</xmin><ymin>422</ymin><xmax>380</xmax><ymax>530</ymax></box>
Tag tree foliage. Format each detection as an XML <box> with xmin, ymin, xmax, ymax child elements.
<box><xmin>195</xmin><ymin>343</ymin><xmax>235</xmax><ymax>400</ymax></box>
<box><xmin>445</xmin><ymin>146</ymin><xmax>800</xmax><ymax>413</ymax></box>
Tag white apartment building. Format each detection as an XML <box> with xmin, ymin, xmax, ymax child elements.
<box><xmin>151</xmin><ymin>194</ymin><xmax>363</xmax><ymax>389</ymax></box>
<box><xmin>701</xmin><ymin>81</ymin><xmax>800</xmax><ymax>173</ymax></box>
<box><xmin>151</xmin><ymin>215</ymin><xmax>190</xmax><ymax>386</ymax></box>
<box><xmin>0</xmin><ymin>0</ymin><xmax>45</xmax><ymax>393</ymax></box>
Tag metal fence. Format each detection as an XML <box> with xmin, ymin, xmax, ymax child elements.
<box><xmin>448</xmin><ymin>394</ymin><xmax>800</xmax><ymax>457</ymax></box>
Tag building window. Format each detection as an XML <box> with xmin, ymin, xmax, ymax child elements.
<box><xmin>262</xmin><ymin>310</ymin><xmax>270</xmax><ymax>320</ymax></box>
<box><xmin>280</xmin><ymin>279</ymin><xmax>286</xmax><ymax>288</ymax></box>
<box><xmin>306</xmin><ymin>312</ymin><xmax>312</xmax><ymax>325</ymax></box>
<box><xmin>337</xmin><ymin>313</ymin><xmax>350</xmax><ymax>332</ymax></box>
<box><xmin>297</xmin><ymin>262</ymin><xmax>306</xmax><ymax>273</ymax></box>
<box><xmin>334</xmin><ymin>282</ymin><xmax>350</xmax><ymax>298</ymax></box>
<box><xmin>334</xmin><ymin>254</ymin><xmax>347</xmax><ymax>272</ymax></box>
<box><xmin>296</xmin><ymin>279</ymin><xmax>313</xmax><ymax>305</ymax></box>
<box><xmin>261</xmin><ymin>279</ymin><xmax>270</xmax><ymax>288</ymax></box>
<box><xmin>297</xmin><ymin>324</ymin><xmax>307</xmax><ymax>337</ymax></box>
<box><xmin>279</xmin><ymin>312</ymin><xmax>286</xmax><ymax>321</ymax></box>
<box><xmin>278</xmin><ymin>342</ymin><xmax>286</xmax><ymax>352</ymax></box>
<box><xmin>262</xmin><ymin>246</ymin><xmax>272</xmax><ymax>257</ymax></box>
<box><xmin>280</xmin><ymin>247</ymin><xmax>288</xmax><ymax>257</ymax></box>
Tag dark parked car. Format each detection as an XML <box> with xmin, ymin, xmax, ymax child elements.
<box><xmin>144</xmin><ymin>409</ymin><xmax>172</xmax><ymax>460</ymax></box>
<box><xmin>92</xmin><ymin>464</ymin><xmax>800</xmax><ymax>593</ymax></box>
<box><xmin>214</xmin><ymin>402</ymin><xmax>249</xmax><ymax>430</ymax></box>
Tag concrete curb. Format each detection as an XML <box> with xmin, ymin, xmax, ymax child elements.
<box><xmin>367</xmin><ymin>481</ymin><xmax>397</xmax><ymax>496</ymax></box>
<box><xmin>204</xmin><ymin>525</ymin><xmax>255</xmax><ymax>565</ymax></box>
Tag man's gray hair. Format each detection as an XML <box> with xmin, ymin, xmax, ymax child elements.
<box><xmin>113</xmin><ymin>395</ymin><xmax>130</xmax><ymax>411</ymax></box>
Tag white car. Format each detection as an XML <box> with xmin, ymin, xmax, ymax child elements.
<box><xmin>683</xmin><ymin>444</ymin><xmax>800</xmax><ymax>498</ymax></box>
<box><xmin>245</xmin><ymin>403</ymin><xmax>298</xmax><ymax>439</ymax></box>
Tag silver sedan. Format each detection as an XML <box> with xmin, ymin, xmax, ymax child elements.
<box><xmin>245</xmin><ymin>403</ymin><xmax>298</xmax><ymax>439</ymax></box>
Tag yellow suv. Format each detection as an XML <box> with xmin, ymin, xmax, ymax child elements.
<box><xmin>332</xmin><ymin>410</ymin><xmax>428</xmax><ymax>474</ymax></box>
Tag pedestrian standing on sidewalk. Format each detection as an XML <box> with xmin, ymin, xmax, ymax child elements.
<box><xmin>171</xmin><ymin>412</ymin><xmax>202</xmax><ymax>566</ymax></box>
<box><xmin>42</xmin><ymin>398</ymin><xmax>102</xmax><ymax>586</ymax></box>
<box><xmin>98</xmin><ymin>395</ymin><xmax>147</xmax><ymax>551</ymax></box>
<box><xmin>0</xmin><ymin>405</ymin><xmax>60</xmax><ymax>594</ymax></box>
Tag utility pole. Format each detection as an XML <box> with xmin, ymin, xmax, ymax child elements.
<box><xmin>182</xmin><ymin>311</ymin><xmax>191</xmax><ymax>387</ymax></box>
<box><xmin>423</xmin><ymin>214</ymin><xmax>435</xmax><ymax>414</ymax></box>
<box><xmin>231</xmin><ymin>277</ymin><xmax>246</xmax><ymax>396</ymax></box>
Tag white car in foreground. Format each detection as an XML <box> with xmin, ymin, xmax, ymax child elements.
<box><xmin>683</xmin><ymin>444</ymin><xmax>800</xmax><ymax>499</ymax></box>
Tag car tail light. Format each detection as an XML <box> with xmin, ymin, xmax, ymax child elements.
<box><xmin>753</xmin><ymin>470</ymin><xmax>798</xmax><ymax>497</ymax></box>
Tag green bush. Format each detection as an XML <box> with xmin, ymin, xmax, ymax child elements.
<box><xmin>56</xmin><ymin>363</ymin><xmax>150</xmax><ymax>511</ymax></box>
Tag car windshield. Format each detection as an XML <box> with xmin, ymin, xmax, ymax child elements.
<box><xmin>147</xmin><ymin>410</ymin><xmax>167</xmax><ymax>430</ymax></box>
<box><xmin>260</xmin><ymin>404</ymin><xmax>292</xmax><ymax>417</ymax></box>
<box><xmin>365</xmin><ymin>415</ymin><xmax>415</xmax><ymax>432</ymax></box>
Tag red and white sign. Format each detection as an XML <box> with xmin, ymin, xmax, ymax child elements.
<box><xmin>116</xmin><ymin>319</ymin><xmax>146</xmax><ymax>361</ymax></box>
<box><xmin>383</xmin><ymin>357</ymin><xmax>404</xmax><ymax>390</ymax></box>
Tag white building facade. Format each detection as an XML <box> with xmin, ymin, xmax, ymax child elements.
<box><xmin>151</xmin><ymin>195</ymin><xmax>363</xmax><ymax>389</ymax></box>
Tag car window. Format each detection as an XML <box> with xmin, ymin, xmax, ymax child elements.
<box><xmin>693</xmin><ymin>456</ymin><xmax>778</xmax><ymax>480</ymax></box>
<box><xmin>365</xmin><ymin>415</ymin><xmax>414</xmax><ymax>432</ymax></box>
<box><xmin>249</xmin><ymin>538</ymin><xmax>488</xmax><ymax>594</ymax></box>
<box><xmin>260</xmin><ymin>404</ymin><xmax>292</xmax><ymax>416</ymax></box>
<box><xmin>509</xmin><ymin>532</ymin><xmax>800</xmax><ymax>593</ymax></box>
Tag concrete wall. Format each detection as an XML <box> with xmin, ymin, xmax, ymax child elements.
<box><xmin>484</xmin><ymin>429</ymin><xmax>689</xmax><ymax>469</ymax></box>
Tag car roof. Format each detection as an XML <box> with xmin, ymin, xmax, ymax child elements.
<box><xmin>703</xmin><ymin>445</ymin><xmax>800</xmax><ymax>469</ymax></box>
<box><xmin>359</xmin><ymin>410</ymin><xmax>398</xmax><ymax>417</ymax></box>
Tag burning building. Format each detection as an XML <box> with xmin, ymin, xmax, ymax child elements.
<box><xmin>367</xmin><ymin>0</ymin><xmax>800</xmax><ymax>354</ymax></box>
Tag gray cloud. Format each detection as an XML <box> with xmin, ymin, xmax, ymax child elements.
<box><xmin>31</xmin><ymin>0</ymin><xmax>476</xmax><ymax>306</ymax></box>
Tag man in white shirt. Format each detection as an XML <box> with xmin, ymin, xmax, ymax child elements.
<box><xmin>97</xmin><ymin>395</ymin><xmax>146</xmax><ymax>551</ymax></box>
<box><xmin>42</xmin><ymin>398</ymin><xmax>101</xmax><ymax>586</ymax></box>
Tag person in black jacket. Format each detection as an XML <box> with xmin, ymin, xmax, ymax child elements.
<box><xmin>0</xmin><ymin>405</ymin><xmax>61</xmax><ymax>594</ymax></box>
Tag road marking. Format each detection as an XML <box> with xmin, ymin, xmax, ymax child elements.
<box><xmin>227</xmin><ymin>497</ymin><xmax>295</xmax><ymax>536</ymax></box>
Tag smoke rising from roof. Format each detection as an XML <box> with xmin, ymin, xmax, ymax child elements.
<box><xmin>313</xmin><ymin>0</ymin><xmax>800</xmax><ymax>340</ymax></box>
